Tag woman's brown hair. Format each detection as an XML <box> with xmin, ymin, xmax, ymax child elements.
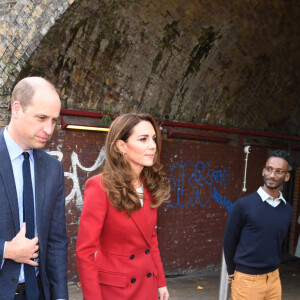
<box><xmin>101</xmin><ymin>113</ymin><xmax>170</xmax><ymax>214</ymax></box>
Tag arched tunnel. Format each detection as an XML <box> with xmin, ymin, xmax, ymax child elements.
<box><xmin>0</xmin><ymin>0</ymin><xmax>299</xmax><ymax>283</ymax></box>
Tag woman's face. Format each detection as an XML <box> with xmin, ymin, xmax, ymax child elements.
<box><xmin>119</xmin><ymin>120</ymin><xmax>157</xmax><ymax>175</ymax></box>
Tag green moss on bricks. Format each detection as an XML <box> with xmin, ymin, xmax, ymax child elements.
<box><xmin>173</xmin><ymin>86</ymin><xmax>189</xmax><ymax>119</ymax></box>
<box><xmin>96</xmin><ymin>7</ymin><xmax>126</xmax><ymax>63</ymax></box>
<box><xmin>92</xmin><ymin>31</ymin><xmax>105</xmax><ymax>62</ymax></box>
<box><xmin>66</xmin><ymin>17</ymin><xmax>88</xmax><ymax>52</ymax></box>
<box><xmin>54</xmin><ymin>54</ymin><xmax>64</xmax><ymax>75</ymax></box>
<box><xmin>104</xmin><ymin>38</ymin><xmax>122</xmax><ymax>62</ymax></box>
<box><xmin>151</xmin><ymin>51</ymin><xmax>163</xmax><ymax>74</ymax></box>
<box><xmin>157</xmin><ymin>21</ymin><xmax>180</xmax><ymax>53</ymax></box>
<box><xmin>16</xmin><ymin>63</ymin><xmax>45</xmax><ymax>81</ymax></box>
<box><xmin>184</xmin><ymin>26</ymin><xmax>219</xmax><ymax>78</ymax></box>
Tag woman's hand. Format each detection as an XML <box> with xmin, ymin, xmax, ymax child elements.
<box><xmin>158</xmin><ymin>286</ymin><xmax>169</xmax><ymax>300</ymax></box>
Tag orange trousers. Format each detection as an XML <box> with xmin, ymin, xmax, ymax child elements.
<box><xmin>231</xmin><ymin>269</ymin><xmax>282</xmax><ymax>300</ymax></box>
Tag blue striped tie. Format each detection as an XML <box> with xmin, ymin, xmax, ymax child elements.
<box><xmin>22</xmin><ymin>152</ymin><xmax>39</xmax><ymax>300</ymax></box>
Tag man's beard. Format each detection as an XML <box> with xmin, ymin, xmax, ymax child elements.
<box><xmin>263</xmin><ymin>176</ymin><xmax>284</xmax><ymax>190</ymax></box>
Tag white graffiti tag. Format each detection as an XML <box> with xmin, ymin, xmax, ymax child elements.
<box><xmin>48</xmin><ymin>147</ymin><xmax>106</xmax><ymax>206</ymax></box>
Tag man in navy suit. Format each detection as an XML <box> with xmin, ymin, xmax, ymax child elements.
<box><xmin>0</xmin><ymin>77</ymin><xmax>68</xmax><ymax>299</ymax></box>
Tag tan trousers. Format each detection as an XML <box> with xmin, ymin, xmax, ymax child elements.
<box><xmin>231</xmin><ymin>269</ymin><xmax>282</xmax><ymax>300</ymax></box>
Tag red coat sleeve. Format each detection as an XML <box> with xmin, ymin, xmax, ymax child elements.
<box><xmin>76</xmin><ymin>175</ymin><xmax>106</xmax><ymax>300</ymax></box>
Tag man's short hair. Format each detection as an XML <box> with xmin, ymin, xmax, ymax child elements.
<box><xmin>11</xmin><ymin>77</ymin><xmax>56</xmax><ymax>111</ymax></box>
<box><xmin>268</xmin><ymin>149</ymin><xmax>293</xmax><ymax>171</ymax></box>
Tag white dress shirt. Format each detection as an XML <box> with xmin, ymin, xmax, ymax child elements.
<box><xmin>257</xmin><ymin>186</ymin><xmax>286</xmax><ymax>207</ymax></box>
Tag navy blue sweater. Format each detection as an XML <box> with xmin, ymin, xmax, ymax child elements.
<box><xmin>223</xmin><ymin>192</ymin><xmax>293</xmax><ymax>275</ymax></box>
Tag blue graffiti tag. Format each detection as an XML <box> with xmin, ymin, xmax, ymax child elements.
<box><xmin>212</xmin><ymin>187</ymin><xmax>233</xmax><ymax>212</ymax></box>
<box><xmin>168</xmin><ymin>161</ymin><xmax>233</xmax><ymax>212</ymax></box>
<box><xmin>212</xmin><ymin>168</ymin><xmax>230</xmax><ymax>186</ymax></box>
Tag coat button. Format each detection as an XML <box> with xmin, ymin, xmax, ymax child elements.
<box><xmin>145</xmin><ymin>249</ymin><xmax>150</xmax><ymax>254</ymax></box>
<box><xmin>131</xmin><ymin>278</ymin><xmax>136</xmax><ymax>284</ymax></box>
<box><xmin>12</xmin><ymin>278</ymin><xmax>18</xmax><ymax>283</ymax></box>
<box><xmin>147</xmin><ymin>272</ymin><xmax>152</xmax><ymax>278</ymax></box>
<box><xmin>130</xmin><ymin>254</ymin><xmax>135</xmax><ymax>260</ymax></box>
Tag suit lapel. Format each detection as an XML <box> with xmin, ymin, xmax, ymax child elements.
<box><xmin>33</xmin><ymin>150</ymin><xmax>45</xmax><ymax>236</ymax></box>
<box><xmin>0</xmin><ymin>131</ymin><xmax>20</xmax><ymax>233</ymax></box>
<box><xmin>130</xmin><ymin>188</ymin><xmax>154</xmax><ymax>247</ymax></box>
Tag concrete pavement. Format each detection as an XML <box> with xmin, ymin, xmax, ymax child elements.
<box><xmin>68</xmin><ymin>257</ymin><xmax>300</xmax><ymax>299</ymax></box>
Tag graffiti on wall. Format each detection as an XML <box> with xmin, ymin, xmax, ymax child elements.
<box><xmin>48</xmin><ymin>147</ymin><xmax>105</xmax><ymax>207</ymax></box>
<box><xmin>168</xmin><ymin>160</ymin><xmax>233</xmax><ymax>212</ymax></box>
<box><xmin>47</xmin><ymin>148</ymin><xmax>232</xmax><ymax>212</ymax></box>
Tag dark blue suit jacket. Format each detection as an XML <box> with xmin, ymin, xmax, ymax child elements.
<box><xmin>0</xmin><ymin>130</ymin><xmax>68</xmax><ymax>300</ymax></box>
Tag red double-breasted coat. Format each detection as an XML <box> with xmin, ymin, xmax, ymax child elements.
<box><xmin>76</xmin><ymin>175</ymin><xmax>167</xmax><ymax>300</ymax></box>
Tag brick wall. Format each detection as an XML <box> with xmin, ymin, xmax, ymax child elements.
<box><xmin>0</xmin><ymin>0</ymin><xmax>17</xmax><ymax>17</ymax></box>
<box><xmin>158</xmin><ymin>133</ymin><xmax>267</xmax><ymax>273</ymax></box>
<box><xmin>44</xmin><ymin>126</ymin><xmax>299</xmax><ymax>282</ymax></box>
<box><xmin>45</xmin><ymin>129</ymin><xmax>107</xmax><ymax>282</ymax></box>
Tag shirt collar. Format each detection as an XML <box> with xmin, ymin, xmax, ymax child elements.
<box><xmin>257</xmin><ymin>186</ymin><xmax>286</xmax><ymax>204</ymax></box>
<box><xmin>4</xmin><ymin>127</ymin><xmax>34</xmax><ymax>161</ymax></box>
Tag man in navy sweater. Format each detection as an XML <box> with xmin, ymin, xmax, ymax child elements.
<box><xmin>223</xmin><ymin>149</ymin><xmax>294</xmax><ymax>300</ymax></box>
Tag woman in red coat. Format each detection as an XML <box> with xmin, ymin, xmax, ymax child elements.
<box><xmin>76</xmin><ymin>113</ymin><xmax>170</xmax><ymax>300</ymax></box>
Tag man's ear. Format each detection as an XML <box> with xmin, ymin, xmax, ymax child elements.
<box><xmin>11</xmin><ymin>101</ymin><xmax>22</xmax><ymax>119</ymax></box>
<box><xmin>284</xmin><ymin>172</ymin><xmax>290</xmax><ymax>182</ymax></box>
<box><xmin>116</xmin><ymin>139</ymin><xmax>126</xmax><ymax>155</ymax></box>
<box><xmin>262</xmin><ymin>167</ymin><xmax>266</xmax><ymax>177</ymax></box>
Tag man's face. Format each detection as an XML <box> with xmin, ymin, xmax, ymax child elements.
<box><xmin>262</xmin><ymin>157</ymin><xmax>290</xmax><ymax>190</ymax></box>
<box><xmin>12</xmin><ymin>86</ymin><xmax>61</xmax><ymax>151</ymax></box>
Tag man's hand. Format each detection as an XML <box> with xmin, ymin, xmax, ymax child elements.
<box><xmin>228</xmin><ymin>274</ymin><xmax>234</xmax><ymax>283</ymax></box>
<box><xmin>158</xmin><ymin>286</ymin><xmax>169</xmax><ymax>300</ymax></box>
<box><xmin>4</xmin><ymin>223</ymin><xmax>39</xmax><ymax>266</ymax></box>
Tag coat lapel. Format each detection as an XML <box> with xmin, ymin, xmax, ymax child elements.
<box><xmin>0</xmin><ymin>131</ymin><xmax>20</xmax><ymax>233</ymax></box>
<box><xmin>130</xmin><ymin>188</ymin><xmax>155</xmax><ymax>247</ymax></box>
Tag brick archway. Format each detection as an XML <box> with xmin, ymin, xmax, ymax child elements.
<box><xmin>0</xmin><ymin>0</ymin><xmax>75</xmax><ymax>99</ymax></box>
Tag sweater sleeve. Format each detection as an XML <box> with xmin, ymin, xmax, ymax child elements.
<box><xmin>76</xmin><ymin>175</ymin><xmax>107</xmax><ymax>300</ymax></box>
<box><xmin>223</xmin><ymin>199</ymin><xmax>245</xmax><ymax>275</ymax></box>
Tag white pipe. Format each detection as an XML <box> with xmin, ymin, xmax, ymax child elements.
<box><xmin>242</xmin><ymin>146</ymin><xmax>251</xmax><ymax>192</ymax></box>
